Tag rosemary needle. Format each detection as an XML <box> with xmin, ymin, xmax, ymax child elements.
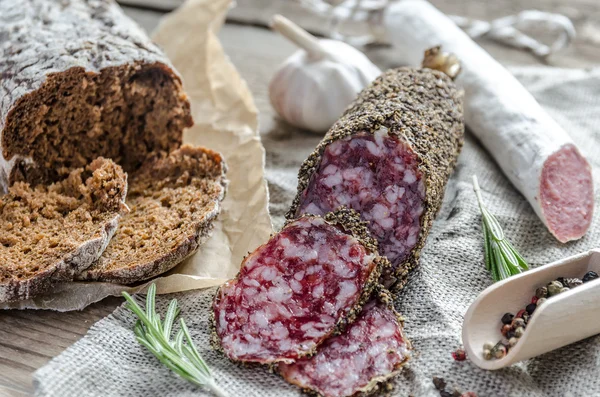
<box><xmin>472</xmin><ymin>175</ymin><xmax>529</xmax><ymax>282</ymax></box>
<box><xmin>123</xmin><ymin>284</ymin><xmax>229</xmax><ymax>397</ymax></box>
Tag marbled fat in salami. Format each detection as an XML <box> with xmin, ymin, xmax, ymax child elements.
<box><xmin>296</xmin><ymin>130</ymin><xmax>425</xmax><ymax>279</ymax></box>
<box><xmin>212</xmin><ymin>209</ymin><xmax>387</xmax><ymax>364</ymax></box>
<box><xmin>288</xmin><ymin>68</ymin><xmax>464</xmax><ymax>289</ymax></box>
<box><xmin>278</xmin><ymin>290</ymin><xmax>411</xmax><ymax>397</ymax></box>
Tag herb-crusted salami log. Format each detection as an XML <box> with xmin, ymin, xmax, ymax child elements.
<box><xmin>0</xmin><ymin>158</ymin><xmax>127</xmax><ymax>302</ymax></box>
<box><xmin>212</xmin><ymin>208</ymin><xmax>389</xmax><ymax>364</ymax></box>
<box><xmin>278</xmin><ymin>289</ymin><xmax>411</xmax><ymax>397</ymax></box>
<box><xmin>0</xmin><ymin>0</ymin><xmax>193</xmax><ymax>193</ymax></box>
<box><xmin>288</xmin><ymin>68</ymin><xmax>464</xmax><ymax>288</ymax></box>
<box><xmin>77</xmin><ymin>145</ymin><xmax>227</xmax><ymax>283</ymax></box>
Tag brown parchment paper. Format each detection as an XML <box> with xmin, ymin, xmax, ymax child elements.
<box><xmin>2</xmin><ymin>0</ymin><xmax>273</xmax><ymax>311</ymax></box>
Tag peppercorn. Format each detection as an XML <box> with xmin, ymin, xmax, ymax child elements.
<box><xmin>536</xmin><ymin>297</ymin><xmax>547</xmax><ymax>306</ymax></box>
<box><xmin>547</xmin><ymin>281</ymin><xmax>563</xmax><ymax>296</ymax></box>
<box><xmin>501</xmin><ymin>312</ymin><xmax>514</xmax><ymax>325</ymax></box>
<box><xmin>493</xmin><ymin>344</ymin><xmax>507</xmax><ymax>359</ymax></box>
<box><xmin>441</xmin><ymin>391</ymin><xmax>452</xmax><ymax>397</ymax></box>
<box><xmin>563</xmin><ymin>278</ymin><xmax>582</xmax><ymax>288</ymax></box>
<box><xmin>452</xmin><ymin>391</ymin><xmax>462</xmax><ymax>397</ymax></box>
<box><xmin>556</xmin><ymin>277</ymin><xmax>565</xmax><ymax>286</ymax></box>
<box><xmin>514</xmin><ymin>327</ymin><xmax>525</xmax><ymax>338</ymax></box>
<box><xmin>522</xmin><ymin>313</ymin><xmax>530</xmax><ymax>323</ymax></box>
<box><xmin>460</xmin><ymin>393</ymin><xmax>478</xmax><ymax>397</ymax></box>
<box><xmin>559</xmin><ymin>287</ymin><xmax>570</xmax><ymax>294</ymax></box>
<box><xmin>511</xmin><ymin>318</ymin><xmax>525</xmax><ymax>329</ymax></box>
<box><xmin>531</xmin><ymin>296</ymin><xmax>539</xmax><ymax>304</ymax></box>
<box><xmin>526</xmin><ymin>303</ymin><xmax>537</xmax><ymax>315</ymax></box>
<box><xmin>509</xmin><ymin>337</ymin><xmax>518</xmax><ymax>347</ymax></box>
<box><xmin>452</xmin><ymin>348</ymin><xmax>466</xmax><ymax>361</ymax></box>
<box><xmin>501</xmin><ymin>324</ymin><xmax>512</xmax><ymax>337</ymax></box>
<box><xmin>535</xmin><ymin>286</ymin><xmax>548</xmax><ymax>298</ymax></box>
<box><xmin>516</xmin><ymin>309</ymin><xmax>526</xmax><ymax>318</ymax></box>
<box><xmin>483</xmin><ymin>349</ymin><xmax>492</xmax><ymax>360</ymax></box>
<box><xmin>483</xmin><ymin>342</ymin><xmax>495</xmax><ymax>351</ymax></box>
<box><xmin>433</xmin><ymin>377</ymin><xmax>446</xmax><ymax>391</ymax></box>
<box><xmin>506</xmin><ymin>330</ymin><xmax>515</xmax><ymax>339</ymax></box>
<box><xmin>583</xmin><ymin>271</ymin><xmax>599</xmax><ymax>283</ymax></box>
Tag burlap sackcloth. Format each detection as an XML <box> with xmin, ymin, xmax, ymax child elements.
<box><xmin>33</xmin><ymin>67</ymin><xmax>600</xmax><ymax>397</ymax></box>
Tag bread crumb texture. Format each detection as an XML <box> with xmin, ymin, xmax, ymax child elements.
<box><xmin>0</xmin><ymin>158</ymin><xmax>127</xmax><ymax>300</ymax></box>
<box><xmin>78</xmin><ymin>145</ymin><xmax>227</xmax><ymax>284</ymax></box>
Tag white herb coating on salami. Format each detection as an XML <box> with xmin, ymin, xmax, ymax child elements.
<box><xmin>288</xmin><ymin>68</ymin><xmax>464</xmax><ymax>289</ymax></box>
<box><xmin>384</xmin><ymin>0</ymin><xmax>594</xmax><ymax>242</ymax></box>
<box><xmin>0</xmin><ymin>0</ymin><xmax>192</xmax><ymax>191</ymax></box>
<box><xmin>212</xmin><ymin>209</ymin><xmax>388</xmax><ymax>364</ymax></box>
<box><xmin>278</xmin><ymin>288</ymin><xmax>411</xmax><ymax>397</ymax></box>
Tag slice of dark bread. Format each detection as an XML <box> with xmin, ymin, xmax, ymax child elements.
<box><xmin>77</xmin><ymin>145</ymin><xmax>227</xmax><ymax>284</ymax></box>
<box><xmin>0</xmin><ymin>158</ymin><xmax>128</xmax><ymax>302</ymax></box>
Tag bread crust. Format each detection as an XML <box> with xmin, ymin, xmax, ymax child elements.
<box><xmin>0</xmin><ymin>158</ymin><xmax>128</xmax><ymax>302</ymax></box>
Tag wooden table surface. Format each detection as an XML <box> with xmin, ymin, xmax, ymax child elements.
<box><xmin>1</xmin><ymin>1</ymin><xmax>599</xmax><ymax>395</ymax></box>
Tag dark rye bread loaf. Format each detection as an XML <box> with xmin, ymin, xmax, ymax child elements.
<box><xmin>77</xmin><ymin>145</ymin><xmax>227</xmax><ymax>284</ymax></box>
<box><xmin>0</xmin><ymin>0</ymin><xmax>193</xmax><ymax>193</ymax></box>
<box><xmin>0</xmin><ymin>158</ymin><xmax>128</xmax><ymax>302</ymax></box>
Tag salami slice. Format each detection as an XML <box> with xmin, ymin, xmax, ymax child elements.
<box><xmin>288</xmin><ymin>68</ymin><xmax>464</xmax><ymax>288</ymax></box>
<box><xmin>278</xmin><ymin>289</ymin><xmax>411</xmax><ymax>397</ymax></box>
<box><xmin>212</xmin><ymin>208</ymin><xmax>388</xmax><ymax>364</ymax></box>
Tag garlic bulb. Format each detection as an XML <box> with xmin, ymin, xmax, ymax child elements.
<box><xmin>269</xmin><ymin>15</ymin><xmax>381</xmax><ymax>133</ymax></box>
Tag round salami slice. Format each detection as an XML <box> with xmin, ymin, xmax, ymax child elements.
<box><xmin>278</xmin><ymin>289</ymin><xmax>411</xmax><ymax>397</ymax></box>
<box><xmin>212</xmin><ymin>208</ymin><xmax>388</xmax><ymax>364</ymax></box>
<box><xmin>288</xmin><ymin>68</ymin><xmax>464</xmax><ymax>289</ymax></box>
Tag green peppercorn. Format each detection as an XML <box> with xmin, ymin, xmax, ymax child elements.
<box><xmin>563</xmin><ymin>278</ymin><xmax>582</xmax><ymax>289</ymax></box>
<box><xmin>547</xmin><ymin>281</ymin><xmax>563</xmax><ymax>296</ymax></box>
<box><xmin>559</xmin><ymin>287</ymin><xmax>570</xmax><ymax>294</ymax></box>
<box><xmin>483</xmin><ymin>342</ymin><xmax>495</xmax><ymax>351</ymax></box>
<box><xmin>535</xmin><ymin>286</ymin><xmax>548</xmax><ymax>298</ymax></box>
<box><xmin>509</xmin><ymin>337</ymin><xmax>519</xmax><ymax>347</ymax></box>
<box><xmin>511</xmin><ymin>318</ymin><xmax>525</xmax><ymax>329</ymax></box>
<box><xmin>514</xmin><ymin>327</ymin><xmax>525</xmax><ymax>338</ymax></box>
<box><xmin>483</xmin><ymin>349</ymin><xmax>492</xmax><ymax>360</ymax></box>
<box><xmin>493</xmin><ymin>344</ymin><xmax>507</xmax><ymax>359</ymax></box>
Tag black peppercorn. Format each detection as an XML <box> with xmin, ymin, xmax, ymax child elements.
<box><xmin>441</xmin><ymin>391</ymin><xmax>452</xmax><ymax>397</ymax></box>
<box><xmin>433</xmin><ymin>377</ymin><xmax>446</xmax><ymax>391</ymax></box>
<box><xmin>501</xmin><ymin>313</ymin><xmax>514</xmax><ymax>325</ymax></box>
<box><xmin>583</xmin><ymin>271</ymin><xmax>599</xmax><ymax>283</ymax></box>
<box><xmin>526</xmin><ymin>303</ymin><xmax>537</xmax><ymax>315</ymax></box>
<box><xmin>556</xmin><ymin>277</ymin><xmax>565</xmax><ymax>286</ymax></box>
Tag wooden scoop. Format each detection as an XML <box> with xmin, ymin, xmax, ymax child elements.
<box><xmin>462</xmin><ymin>248</ymin><xmax>600</xmax><ymax>370</ymax></box>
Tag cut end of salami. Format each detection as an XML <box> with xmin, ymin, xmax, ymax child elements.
<box><xmin>540</xmin><ymin>144</ymin><xmax>594</xmax><ymax>243</ymax></box>
<box><xmin>295</xmin><ymin>130</ymin><xmax>425</xmax><ymax>283</ymax></box>
<box><xmin>288</xmin><ymin>68</ymin><xmax>464</xmax><ymax>289</ymax></box>
<box><xmin>212</xmin><ymin>211</ymin><xmax>385</xmax><ymax>364</ymax></box>
<box><xmin>278</xmin><ymin>290</ymin><xmax>411</xmax><ymax>397</ymax></box>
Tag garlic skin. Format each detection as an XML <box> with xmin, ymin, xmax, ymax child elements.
<box><xmin>269</xmin><ymin>16</ymin><xmax>381</xmax><ymax>133</ymax></box>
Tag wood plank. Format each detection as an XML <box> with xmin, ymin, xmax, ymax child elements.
<box><xmin>0</xmin><ymin>297</ymin><xmax>121</xmax><ymax>395</ymax></box>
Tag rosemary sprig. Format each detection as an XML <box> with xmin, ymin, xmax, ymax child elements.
<box><xmin>122</xmin><ymin>284</ymin><xmax>228</xmax><ymax>397</ymax></box>
<box><xmin>472</xmin><ymin>176</ymin><xmax>529</xmax><ymax>282</ymax></box>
